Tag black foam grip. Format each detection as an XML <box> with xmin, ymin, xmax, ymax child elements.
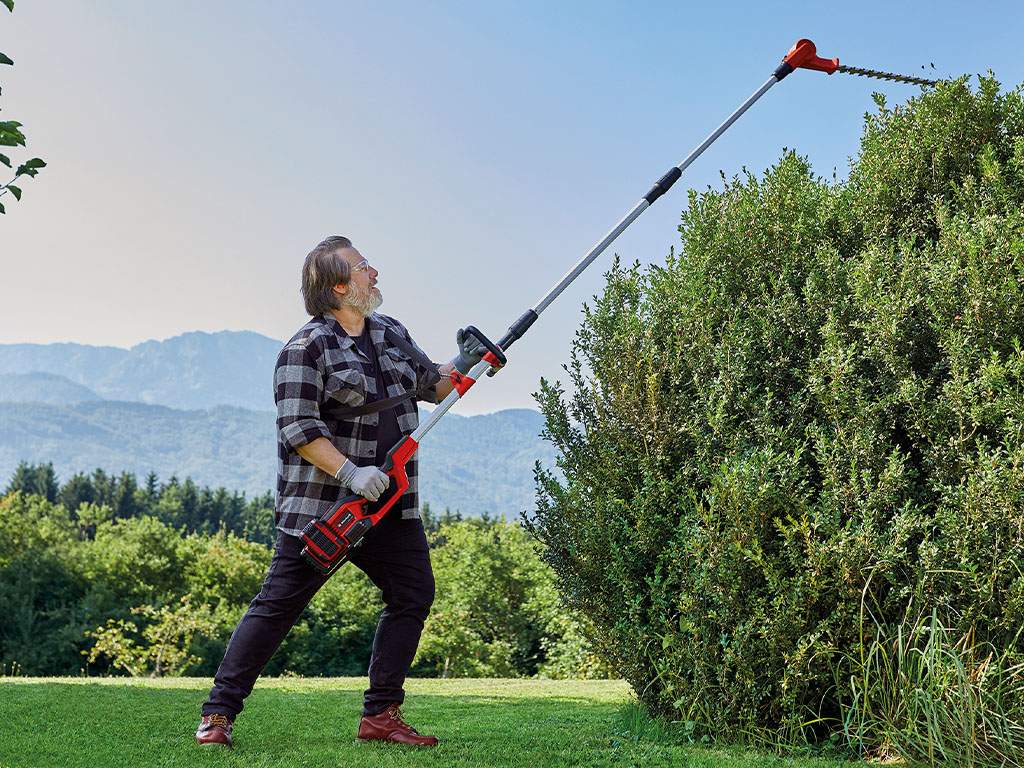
<box><xmin>497</xmin><ymin>310</ymin><xmax>538</xmax><ymax>350</ymax></box>
<box><xmin>643</xmin><ymin>167</ymin><xmax>682</xmax><ymax>205</ymax></box>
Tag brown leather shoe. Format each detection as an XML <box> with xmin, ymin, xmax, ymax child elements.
<box><xmin>357</xmin><ymin>703</ymin><xmax>438</xmax><ymax>747</ymax></box>
<box><xmin>195</xmin><ymin>713</ymin><xmax>233</xmax><ymax>747</ymax></box>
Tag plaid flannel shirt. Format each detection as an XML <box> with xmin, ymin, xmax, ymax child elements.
<box><xmin>273</xmin><ymin>312</ymin><xmax>439</xmax><ymax>537</ymax></box>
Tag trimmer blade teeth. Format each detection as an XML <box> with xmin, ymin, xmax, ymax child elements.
<box><xmin>837</xmin><ymin>64</ymin><xmax>938</xmax><ymax>87</ymax></box>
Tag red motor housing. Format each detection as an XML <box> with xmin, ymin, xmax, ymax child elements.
<box><xmin>300</xmin><ymin>436</ymin><xmax>419</xmax><ymax>575</ymax></box>
<box><xmin>783</xmin><ymin>39</ymin><xmax>839</xmax><ymax>74</ymax></box>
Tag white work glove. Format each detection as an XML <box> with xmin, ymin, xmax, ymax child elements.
<box><xmin>335</xmin><ymin>460</ymin><xmax>389</xmax><ymax>502</ymax></box>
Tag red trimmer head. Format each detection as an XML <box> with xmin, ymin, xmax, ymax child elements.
<box><xmin>774</xmin><ymin>38</ymin><xmax>838</xmax><ymax>80</ymax></box>
<box><xmin>776</xmin><ymin>38</ymin><xmax>937</xmax><ymax>87</ymax></box>
<box><xmin>783</xmin><ymin>38</ymin><xmax>839</xmax><ymax>74</ymax></box>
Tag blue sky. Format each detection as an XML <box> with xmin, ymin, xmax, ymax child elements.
<box><xmin>2</xmin><ymin>1</ymin><xmax>1021</xmax><ymax>412</ymax></box>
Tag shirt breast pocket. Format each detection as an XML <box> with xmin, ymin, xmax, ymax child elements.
<box><xmin>383</xmin><ymin>347</ymin><xmax>418</xmax><ymax>392</ymax></box>
<box><xmin>324</xmin><ymin>368</ymin><xmax>366</xmax><ymax>408</ymax></box>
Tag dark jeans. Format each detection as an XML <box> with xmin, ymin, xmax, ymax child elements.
<box><xmin>202</xmin><ymin>514</ymin><xmax>434</xmax><ymax>718</ymax></box>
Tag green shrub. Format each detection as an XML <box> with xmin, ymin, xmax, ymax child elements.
<box><xmin>416</xmin><ymin>519</ymin><xmax>564</xmax><ymax>677</ymax></box>
<box><xmin>84</xmin><ymin>595</ymin><xmax>218</xmax><ymax>677</ymax></box>
<box><xmin>0</xmin><ymin>493</ymin><xmax>90</xmax><ymax>674</ymax></box>
<box><xmin>181</xmin><ymin>529</ymin><xmax>270</xmax><ymax>607</ymax></box>
<box><xmin>530</xmin><ymin>75</ymin><xmax>1024</xmax><ymax>757</ymax></box>
<box><xmin>0</xmin><ymin>485</ymin><xmax>606</xmax><ymax>679</ymax></box>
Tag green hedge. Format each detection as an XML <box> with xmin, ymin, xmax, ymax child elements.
<box><xmin>530</xmin><ymin>76</ymin><xmax>1024</xmax><ymax>750</ymax></box>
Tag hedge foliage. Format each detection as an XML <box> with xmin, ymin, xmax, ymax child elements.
<box><xmin>530</xmin><ymin>76</ymin><xmax>1024</xmax><ymax>748</ymax></box>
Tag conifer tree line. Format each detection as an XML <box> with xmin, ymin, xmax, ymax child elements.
<box><xmin>6</xmin><ymin>461</ymin><xmax>277</xmax><ymax>545</ymax></box>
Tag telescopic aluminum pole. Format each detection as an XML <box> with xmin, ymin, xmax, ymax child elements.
<box><xmin>300</xmin><ymin>38</ymin><xmax>936</xmax><ymax>575</ymax></box>
<box><xmin>412</xmin><ymin>42</ymin><xmax>828</xmax><ymax>444</ymax></box>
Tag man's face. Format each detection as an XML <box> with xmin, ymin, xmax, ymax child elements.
<box><xmin>335</xmin><ymin>247</ymin><xmax>382</xmax><ymax>316</ymax></box>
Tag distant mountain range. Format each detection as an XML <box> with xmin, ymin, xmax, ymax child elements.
<box><xmin>0</xmin><ymin>331</ymin><xmax>281</xmax><ymax>411</ymax></box>
<box><xmin>0</xmin><ymin>332</ymin><xmax>557</xmax><ymax>517</ymax></box>
<box><xmin>0</xmin><ymin>372</ymin><xmax>103</xmax><ymax>405</ymax></box>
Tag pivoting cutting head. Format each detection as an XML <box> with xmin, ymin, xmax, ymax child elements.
<box><xmin>775</xmin><ymin>38</ymin><xmax>937</xmax><ymax>87</ymax></box>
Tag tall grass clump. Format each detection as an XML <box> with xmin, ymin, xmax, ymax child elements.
<box><xmin>842</xmin><ymin>602</ymin><xmax>1024</xmax><ymax>766</ymax></box>
<box><xmin>528</xmin><ymin>75</ymin><xmax>1024</xmax><ymax>765</ymax></box>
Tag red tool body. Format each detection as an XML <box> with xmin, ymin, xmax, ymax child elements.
<box><xmin>300</xmin><ymin>39</ymin><xmax>936</xmax><ymax>576</ymax></box>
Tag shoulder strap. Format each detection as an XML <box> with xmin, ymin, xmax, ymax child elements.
<box><xmin>383</xmin><ymin>326</ymin><xmax>441</xmax><ymax>388</ymax></box>
<box><xmin>328</xmin><ymin>391</ymin><xmax>414</xmax><ymax>418</ymax></box>
<box><xmin>326</xmin><ymin>325</ymin><xmax>441</xmax><ymax>419</ymax></box>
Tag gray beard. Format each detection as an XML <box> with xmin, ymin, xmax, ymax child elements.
<box><xmin>342</xmin><ymin>284</ymin><xmax>383</xmax><ymax>317</ymax></box>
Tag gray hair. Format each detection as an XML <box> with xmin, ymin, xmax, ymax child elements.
<box><xmin>301</xmin><ymin>235</ymin><xmax>353</xmax><ymax>316</ymax></box>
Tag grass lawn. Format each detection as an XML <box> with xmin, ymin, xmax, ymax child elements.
<box><xmin>0</xmin><ymin>677</ymin><xmax>866</xmax><ymax>767</ymax></box>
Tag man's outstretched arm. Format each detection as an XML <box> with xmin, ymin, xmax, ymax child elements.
<box><xmin>432</xmin><ymin>329</ymin><xmax>488</xmax><ymax>399</ymax></box>
<box><xmin>295</xmin><ymin>436</ymin><xmax>347</xmax><ymax>477</ymax></box>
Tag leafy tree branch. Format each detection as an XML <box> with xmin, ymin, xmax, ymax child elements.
<box><xmin>1</xmin><ymin>0</ymin><xmax>45</xmax><ymax>215</ymax></box>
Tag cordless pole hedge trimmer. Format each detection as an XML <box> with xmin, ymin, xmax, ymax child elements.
<box><xmin>300</xmin><ymin>39</ymin><xmax>937</xmax><ymax>575</ymax></box>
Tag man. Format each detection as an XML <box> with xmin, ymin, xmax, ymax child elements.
<box><xmin>195</xmin><ymin>235</ymin><xmax>485</xmax><ymax>748</ymax></box>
